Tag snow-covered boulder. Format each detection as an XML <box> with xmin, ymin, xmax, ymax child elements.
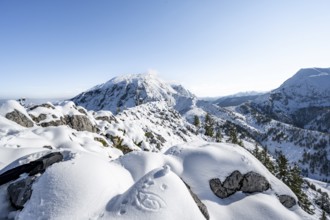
<box><xmin>0</xmin><ymin>100</ymin><xmax>34</xmax><ymax>128</ymax></box>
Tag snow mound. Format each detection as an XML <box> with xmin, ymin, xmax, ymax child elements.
<box><xmin>105</xmin><ymin>165</ymin><xmax>205</xmax><ymax>220</ymax></box>
<box><xmin>0</xmin><ymin>141</ymin><xmax>314</xmax><ymax>219</ymax></box>
<box><xmin>18</xmin><ymin>152</ymin><xmax>133</xmax><ymax>219</ymax></box>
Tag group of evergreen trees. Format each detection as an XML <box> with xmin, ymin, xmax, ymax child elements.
<box><xmin>252</xmin><ymin>146</ymin><xmax>314</xmax><ymax>214</ymax></box>
<box><xmin>194</xmin><ymin>113</ymin><xmax>243</xmax><ymax>145</ymax></box>
<box><xmin>194</xmin><ymin>113</ymin><xmax>222</xmax><ymax>142</ymax></box>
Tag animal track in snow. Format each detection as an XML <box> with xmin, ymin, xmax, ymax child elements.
<box><xmin>160</xmin><ymin>183</ymin><xmax>167</xmax><ymax>191</ymax></box>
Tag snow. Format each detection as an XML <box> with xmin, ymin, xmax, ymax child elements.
<box><xmin>18</xmin><ymin>152</ymin><xmax>134</xmax><ymax>220</ymax></box>
<box><xmin>1</xmin><ymin>69</ymin><xmax>328</xmax><ymax>219</ymax></box>
<box><xmin>71</xmin><ymin>72</ymin><xmax>197</xmax><ymax>114</ymax></box>
<box><xmin>0</xmin><ymin>128</ymin><xmax>314</xmax><ymax>219</ymax></box>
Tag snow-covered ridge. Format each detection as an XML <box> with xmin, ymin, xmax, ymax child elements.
<box><xmin>71</xmin><ymin>72</ymin><xmax>196</xmax><ymax>114</ymax></box>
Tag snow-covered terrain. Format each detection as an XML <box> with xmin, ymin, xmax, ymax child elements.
<box><xmin>69</xmin><ymin>70</ymin><xmax>330</xmax><ymax>181</ymax></box>
<box><xmin>1</xmin><ymin>67</ymin><xmax>330</xmax><ymax>219</ymax></box>
<box><xmin>71</xmin><ymin>72</ymin><xmax>196</xmax><ymax>114</ymax></box>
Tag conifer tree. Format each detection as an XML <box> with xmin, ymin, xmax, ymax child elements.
<box><xmin>228</xmin><ymin>127</ymin><xmax>239</xmax><ymax>144</ymax></box>
<box><xmin>320</xmin><ymin>211</ymin><xmax>327</xmax><ymax>220</ymax></box>
<box><xmin>252</xmin><ymin>144</ymin><xmax>261</xmax><ymax>160</ymax></box>
<box><xmin>204</xmin><ymin>113</ymin><xmax>214</xmax><ymax>137</ymax></box>
<box><xmin>215</xmin><ymin>127</ymin><xmax>222</xmax><ymax>142</ymax></box>
<box><xmin>193</xmin><ymin>115</ymin><xmax>200</xmax><ymax>128</ymax></box>
<box><xmin>261</xmin><ymin>147</ymin><xmax>276</xmax><ymax>174</ymax></box>
<box><xmin>276</xmin><ymin>151</ymin><xmax>289</xmax><ymax>185</ymax></box>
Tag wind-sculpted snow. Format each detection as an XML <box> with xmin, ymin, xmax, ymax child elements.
<box><xmin>0</xmin><ymin>142</ymin><xmax>313</xmax><ymax>219</ymax></box>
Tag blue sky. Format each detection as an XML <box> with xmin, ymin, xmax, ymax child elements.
<box><xmin>1</xmin><ymin>0</ymin><xmax>330</xmax><ymax>98</ymax></box>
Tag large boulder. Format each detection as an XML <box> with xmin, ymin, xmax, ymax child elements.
<box><xmin>222</xmin><ymin>170</ymin><xmax>244</xmax><ymax>194</ymax></box>
<box><xmin>210</xmin><ymin>171</ymin><xmax>270</xmax><ymax>199</ymax></box>
<box><xmin>64</xmin><ymin>115</ymin><xmax>97</xmax><ymax>133</ymax></box>
<box><xmin>7</xmin><ymin>176</ymin><xmax>36</xmax><ymax>209</ymax></box>
<box><xmin>278</xmin><ymin>194</ymin><xmax>296</xmax><ymax>208</ymax></box>
<box><xmin>5</xmin><ymin>109</ymin><xmax>34</xmax><ymax>128</ymax></box>
<box><xmin>241</xmin><ymin>171</ymin><xmax>270</xmax><ymax>193</ymax></box>
<box><xmin>209</xmin><ymin>170</ymin><xmax>243</xmax><ymax>199</ymax></box>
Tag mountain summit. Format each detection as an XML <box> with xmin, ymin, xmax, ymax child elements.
<box><xmin>71</xmin><ymin>72</ymin><xmax>196</xmax><ymax>113</ymax></box>
<box><xmin>253</xmin><ymin>68</ymin><xmax>330</xmax><ymax>132</ymax></box>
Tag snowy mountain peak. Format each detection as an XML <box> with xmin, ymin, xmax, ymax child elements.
<box><xmin>71</xmin><ymin>72</ymin><xmax>196</xmax><ymax>114</ymax></box>
<box><xmin>280</xmin><ymin>67</ymin><xmax>330</xmax><ymax>95</ymax></box>
<box><xmin>255</xmin><ymin>67</ymin><xmax>330</xmax><ymax>111</ymax></box>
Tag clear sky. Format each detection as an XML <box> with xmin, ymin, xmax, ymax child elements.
<box><xmin>1</xmin><ymin>0</ymin><xmax>330</xmax><ymax>99</ymax></box>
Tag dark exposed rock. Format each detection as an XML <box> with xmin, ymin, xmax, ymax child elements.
<box><xmin>7</xmin><ymin>176</ymin><xmax>36</xmax><ymax>209</ymax></box>
<box><xmin>0</xmin><ymin>162</ymin><xmax>36</xmax><ymax>186</ymax></box>
<box><xmin>5</xmin><ymin>110</ymin><xmax>34</xmax><ymax>128</ymax></box>
<box><xmin>0</xmin><ymin>152</ymin><xmax>63</xmax><ymax>186</ymax></box>
<box><xmin>95</xmin><ymin>115</ymin><xmax>118</xmax><ymax>124</ymax></box>
<box><xmin>210</xmin><ymin>171</ymin><xmax>270</xmax><ymax>199</ymax></box>
<box><xmin>29</xmin><ymin>103</ymin><xmax>55</xmax><ymax>111</ymax></box>
<box><xmin>78</xmin><ymin>108</ymin><xmax>87</xmax><ymax>115</ymax></box>
<box><xmin>209</xmin><ymin>178</ymin><xmax>227</xmax><ymax>198</ymax></box>
<box><xmin>223</xmin><ymin>170</ymin><xmax>244</xmax><ymax>194</ymax></box>
<box><xmin>278</xmin><ymin>194</ymin><xmax>296</xmax><ymax>208</ymax></box>
<box><xmin>64</xmin><ymin>115</ymin><xmax>97</xmax><ymax>133</ymax></box>
<box><xmin>40</xmin><ymin>120</ymin><xmax>65</xmax><ymax>127</ymax></box>
<box><xmin>29</xmin><ymin>152</ymin><xmax>64</xmax><ymax>175</ymax></box>
<box><xmin>209</xmin><ymin>171</ymin><xmax>243</xmax><ymax>199</ymax></box>
<box><xmin>183</xmin><ymin>180</ymin><xmax>210</xmax><ymax>220</ymax></box>
<box><xmin>241</xmin><ymin>171</ymin><xmax>270</xmax><ymax>193</ymax></box>
<box><xmin>30</xmin><ymin>113</ymin><xmax>47</xmax><ymax>123</ymax></box>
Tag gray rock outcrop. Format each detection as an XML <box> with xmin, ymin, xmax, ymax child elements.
<box><xmin>209</xmin><ymin>171</ymin><xmax>243</xmax><ymax>199</ymax></box>
<box><xmin>64</xmin><ymin>115</ymin><xmax>97</xmax><ymax>133</ymax></box>
<box><xmin>7</xmin><ymin>176</ymin><xmax>36</xmax><ymax>209</ymax></box>
<box><xmin>210</xmin><ymin>170</ymin><xmax>270</xmax><ymax>199</ymax></box>
<box><xmin>278</xmin><ymin>194</ymin><xmax>296</xmax><ymax>208</ymax></box>
<box><xmin>5</xmin><ymin>110</ymin><xmax>34</xmax><ymax>128</ymax></box>
<box><xmin>0</xmin><ymin>152</ymin><xmax>63</xmax><ymax>186</ymax></box>
<box><xmin>241</xmin><ymin>171</ymin><xmax>270</xmax><ymax>193</ymax></box>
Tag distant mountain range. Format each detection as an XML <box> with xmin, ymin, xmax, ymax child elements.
<box><xmin>70</xmin><ymin>68</ymin><xmax>330</xmax><ymax>181</ymax></box>
<box><xmin>0</xmin><ymin>67</ymin><xmax>329</xmax><ymax>219</ymax></box>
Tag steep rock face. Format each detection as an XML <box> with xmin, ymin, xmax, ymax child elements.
<box><xmin>71</xmin><ymin>72</ymin><xmax>196</xmax><ymax>114</ymax></box>
<box><xmin>5</xmin><ymin>110</ymin><xmax>34</xmax><ymax>128</ymax></box>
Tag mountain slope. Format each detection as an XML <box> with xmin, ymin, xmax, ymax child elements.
<box><xmin>253</xmin><ymin>68</ymin><xmax>330</xmax><ymax>132</ymax></box>
<box><xmin>71</xmin><ymin>72</ymin><xmax>196</xmax><ymax>114</ymax></box>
